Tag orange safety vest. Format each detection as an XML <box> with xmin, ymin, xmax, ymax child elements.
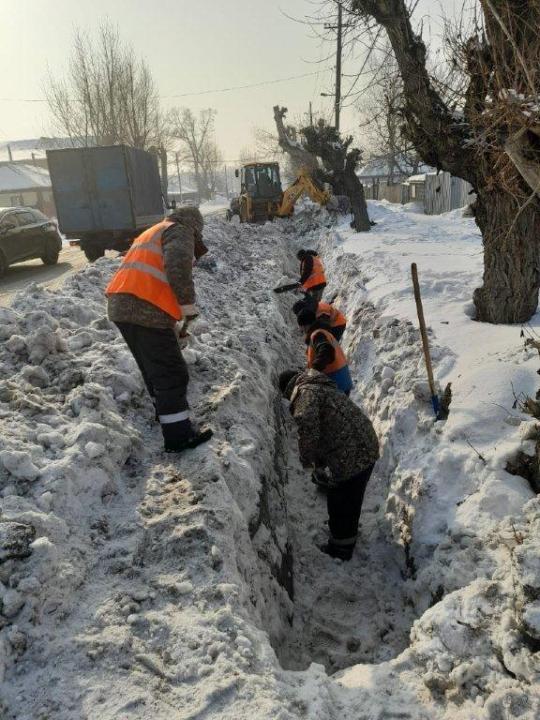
<box><xmin>317</xmin><ymin>301</ymin><xmax>346</xmax><ymax>328</ymax></box>
<box><xmin>307</xmin><ymin>328</ymin><xmax>348</xmax><ymax>373</ymax></box>
<box><xmin>106</xmin><ymin>221</ymin><xmax>183</xmax><ymax>320</ymax></box>
<box><xmin>301</xmin><ymin>255</ymin><xmax>326</xmax><ymax>291</ymax></box>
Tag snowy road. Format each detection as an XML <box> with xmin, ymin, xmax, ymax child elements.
<box><xmin>0</xmin><ymin>208</ymin><xmax>227</xmax><ymax>308</ymax></box>
<box><xmin>0</xmin><ymin>246</ymin><xmax>89</xmax><ymax>307</ymax></box>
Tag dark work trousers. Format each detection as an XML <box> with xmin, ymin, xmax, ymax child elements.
<box><xmin>330</xmin><ymin>325</ymin><xmax>345</xmax><ymax>342</ymax></box>
<box><xmin>115</xmin><ymin>322</ymin><xmax>193</xmax><ymax>447</ymax></box>
<box><xmin>327</xmin><ymin>464</ymin><xmax>375</xmax><ymax>557</ymax></box>
<box><xmin>306</xmin><ymin>284</ymin><xmax>325</xmax><ymax>304</ymax></box>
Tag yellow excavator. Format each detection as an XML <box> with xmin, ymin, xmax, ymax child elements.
<box><xmin>228</xmin><ymin>162</ymin><xmax>331</xmax><ymax>223</ymax></box>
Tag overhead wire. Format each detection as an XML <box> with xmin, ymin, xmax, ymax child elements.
<box><xmin>0</xmin><ymin>68</ymin><xmax>334</xmax><ymax>104</ymax></box>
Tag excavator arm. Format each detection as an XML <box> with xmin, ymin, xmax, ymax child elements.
<box><xmin>277</xmin><ymin>169</ymin><xmax>331</xmax><ymax>217</ymax></box>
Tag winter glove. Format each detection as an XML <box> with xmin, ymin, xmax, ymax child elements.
<box><xmin>311</xmin><ymin>467</ymin><xmax>330</xmax><ymax>489</ymax></box>
<box><xmin>194</xmin><ymin>235</ymin><xmax>209</xmax><ymax>260</ymax></box>
<box><xmin>182</xmin><ymin>304</ymin><xmax>199</xmax><ymax>321</ymax></box>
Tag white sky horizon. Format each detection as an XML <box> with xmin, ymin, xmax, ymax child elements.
<box><xmin>0</xmin><ymin>0</ymin><xmax>464</xmax><ymax>164</ymax></box>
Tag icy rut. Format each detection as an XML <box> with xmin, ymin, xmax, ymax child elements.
<box><xmin>0</xmin><ymin>208</ymin><xmax>538</xmax><ymax>720</ymax></box>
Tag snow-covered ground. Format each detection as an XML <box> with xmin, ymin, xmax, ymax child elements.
<box><xmin>200</xmin><ymin>196</ymin><xmax>230</xmax><ymax>216</ymax></box>
<box><xmin>0</xmin><ymin>203</ymin><xmax>538</xmax><ymax>719</ymax></box>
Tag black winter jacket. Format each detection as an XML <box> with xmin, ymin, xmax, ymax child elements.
<box><xmin>299</xmin><ymin>250</ymin><xmax>320</xmax><ymax>285</ymax></box>
<box><xmin>305</xmin><ymin>320</ymin><xmax>337</xmax><ymax>372</ymax></box>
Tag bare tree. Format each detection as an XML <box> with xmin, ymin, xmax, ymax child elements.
<box><xmin>274</xmin><ymin>105</ymin><xmax>371</xmax><ymax>231</ymax></box>
<box><xmin>359</xmin><ymin>46</ymin><xmax>423</xmax><ymax>181</ymax></box>
<box><xmin>169</xmin><ymin>108</ymin><xmax>221</xmax><ymax>200</ymax></box>
<box><xmin>45</xmin><ymin>22</ymin><xmax>164</xmax><ymax>149</ymax></box>
<box><xmin>200</xmin><ymin>140</ymin><xmax>223</xmax><ymax>197</ymax></box>
<box><xmin>350</xmin><ymin>0</ymin><xmax>540</xmax><ymax>323</ymax></box>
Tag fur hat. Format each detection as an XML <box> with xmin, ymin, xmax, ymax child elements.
<box><xmin>168</xmin><ymin>206</ymin><xmax>204</xmax><ymax>231</ymax></box>
<box><xmin>297</xmin><ymin>308</ymin><xmax>316</xmax><ymax>327</ymax></box>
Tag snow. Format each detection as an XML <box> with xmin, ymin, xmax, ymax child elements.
<box><xmin>0</xmin><ymin>203</ymin><xmax>539</xmax><ymax>719</ymax></box>
<box><xmin>358</xmin><ymin>156</ymin><xmax>434</xmax><ymax>180</ymax></box>
<box><xmin>200</xmin><ymin>195</ymin><xmax>230</xmax><ymax>215</ymax></box>
<box><xmin>0</xmin><ymin>164</ymin><xmax>51</xmax><ymax>192</ymax></box>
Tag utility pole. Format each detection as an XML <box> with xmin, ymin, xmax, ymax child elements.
<box><xmin>322</xmin><ymin>2</ymin><xmax>344</xmax><ymax>132</ymax></box>
<box><xmin>335</xmin><ymin>2</ymin><xmax>342</xmax><ymax>132</ymax></box>
<box><xmin>159</xmin><ymin>147</ymin><xmax>168</xmax><ymax>201</ymax></box>
<box><xmin>224</xmin><ymin>165</ymin><xmax>229</xmax><ymax>199</ymax></box>
<box><xmin>175</xmin><ymin>152</ymin><xmax>183</xmax><ymax>205</ymax></box>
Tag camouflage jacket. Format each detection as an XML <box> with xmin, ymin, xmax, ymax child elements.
<box><xmin>287</xmin><ymin>369</ymin><xmax>379</xmax><ymax>484</ymax></box>
<box><xmin>108</xmin><ymin>207</ymin><xmax>204</xmax><ymax>329</ymax></box>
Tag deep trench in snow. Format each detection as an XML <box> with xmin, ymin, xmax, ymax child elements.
<box><xmin>243</xmin><ymin>215</ymin><xmax>418</xmax><ymax>673</ymax></box>
<box><xmin>0</xmin><ymin>209</ymin><xmax>426</xmax><ymax>719</ymax></box>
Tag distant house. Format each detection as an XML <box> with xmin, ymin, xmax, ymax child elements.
<box><xmin>358</xmin><ymin>155</ymin><xmax>435</xmax><ymax>203</ymax></box>
<box><xmin>167</xmin><ymin>175</ymin><xmax>200</xmax><ymax>205</ymax></box>
<box><xmin>403</xmin><ymin>173</ymin><xmax>428</xmax><ymax>202</ymax></box>
<box><xmin>0</xmin><ymin>164</ymin><xmax>55</xmax><ymax>216</ymax></box>
<box><xmin>358</xmin><ymin>155</ymin><xmax>432</xmax><ymax>183</ymax></box>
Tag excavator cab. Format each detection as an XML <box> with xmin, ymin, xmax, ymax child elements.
<box><xmin>234</xmin><ymin>162</ymin><xmax>283</xmax><ymax>223</ymax></box>
<box><xmin>241</xmin><ymin>163</ymin><xmax>282</xmax><ymax>199</ymax></box>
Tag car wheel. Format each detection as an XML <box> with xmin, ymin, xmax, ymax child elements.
<box><xmin>41</xmin><ymin>240</ymin><xmax>60</xmax><ymax>266</ymax></box>
<box><xmin>83</xmin><ymin>245</ymin><xmax>105</xmax><ymax>262</ymax></box>
<box><xmin>0</xmin><ymin>250</ymin><xmax>7</xmax><ymax>277</ymax></box>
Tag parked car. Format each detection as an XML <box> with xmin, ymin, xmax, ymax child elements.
<box><xmin>0</xmin><ymin>207</ymin><xmax>62</xmax><ymax>276</ymax></box>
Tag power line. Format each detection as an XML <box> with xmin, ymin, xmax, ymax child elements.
<box><xmin>163</xmin><ymin>69</ymin><xmax>332</xmax><ymax>98</ymax></box>
<box><xmin>0</xmin><ymin>69</ymin><xmax>333</xmax><ymax>104</ymax></box>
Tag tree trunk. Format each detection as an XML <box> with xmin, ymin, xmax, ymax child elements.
<box><xmin>343</xmin><ymin>162</ymin><xmax>371</xmax><ymax>232</ymax></box>
<box><xmin>473</xmin><ymin>189</ymin><xmax>540</xmax><ymax>323</ymax></box>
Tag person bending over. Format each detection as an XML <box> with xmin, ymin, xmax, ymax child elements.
<box><xmin>106</xmin><ymin>206</ymin><xmax>212</xmax><ymax>453</ymax></box>
<box><xmin>279</xmin><ymin>369</ymin><xmax>379</xmax><ymax>560</ymax></box>
<box><xmin>293</xmin><ymin>297</ymin><xmax>347</xmax><ymax>341</ymax></box>
<box><xmin>297</xmin><ymin>249</ymin><xmax>326</xmax><ymax>304</ymax></box>
<box><xmin>297</xmin><ymin>308</ymin><xmax>353</xmax><ymax>395</ymax></box>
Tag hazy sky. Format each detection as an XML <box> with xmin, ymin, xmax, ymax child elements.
<box><xmin>0</xmin><ymin>0</ymin><xmax>461</xmax><ymax>161</ymax></box>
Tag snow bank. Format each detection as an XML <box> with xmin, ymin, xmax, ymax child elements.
<box><xmin>1</xmin><ymin>205</ymin><xmax>539</xmax><ymax>719</ymax></box>
<box><xmin>315</xmin><ymin>202</ymin><xmax>540</xmax><ymax>718</ymax></box>
<box><xmin>0</xmin><ymin>218</ymin><xmax>304</xmax><ymax>719</ymax></box>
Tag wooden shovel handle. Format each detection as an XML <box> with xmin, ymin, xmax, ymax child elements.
<box><xmin>411</xmin><ymin>263</ymin><xmax>436</xmax><ymax>398</ymax></box>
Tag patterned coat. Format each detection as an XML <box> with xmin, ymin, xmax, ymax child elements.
<box><xmin>287</xmin><ymin>369</ymin><xmax>379</xmax><ymax>484</ymax></box>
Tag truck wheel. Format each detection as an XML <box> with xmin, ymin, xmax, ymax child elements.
<box><xmin>0</xmin><ymin>250</ymin><xmax>7</xmax><ymax>277</ymax></box>
<box><xmin>83</xmin><ymin>245</ymin><xmax>105</xmax><ymax>262</ymax></box>
<box><xmin>41</xmin><ymin>241</ymin><xmax>60</xmax><ymax>266</ymax></box>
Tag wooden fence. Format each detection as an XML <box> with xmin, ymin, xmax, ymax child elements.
<box><xmin>424</xmin><ymin>172</ymin><xmax>475</xmax><ymax>215</ymax></box>
<box><xmin>361</xmin><ymin>171</ymin><xmax>475</xmax><ymax>214</ymax></box>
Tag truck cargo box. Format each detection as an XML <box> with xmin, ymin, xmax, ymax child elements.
<box><xmin>47</xmin><ymin>145</ymin><xmax>164</xmax><ymax>237</ymax></box>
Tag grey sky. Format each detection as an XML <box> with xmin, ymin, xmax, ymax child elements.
<box><xmin>0</xmin><ymin>0</ymin><xmax>462</xmax><ymax>161</ymax></box>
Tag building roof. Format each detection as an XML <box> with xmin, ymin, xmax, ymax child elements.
<box><xmin>0</xmin><ymin>137</ymin><xmax>85</xmax><ymax>162</ymax></box>
<box><xmin>357</xmin><ymin>155</ymin><xmax>433</xmax><ymax>179</ymax></box>
<box><xmin>167</xmin><ymin>176</ymin><xmax>198</xmax><ymax>195</ymax></box>
<box><xmin>406</xmin><ymin>173</ymin><xmax>429</xmax><ymax>183</ymax></box>
<box><xmin>0</xmin><ymin>163</ymin><xmax>51</xmax><ymax>192</ymax></box>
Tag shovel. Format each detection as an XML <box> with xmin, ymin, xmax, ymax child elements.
<box><xmin>273</xmin><ymin>282</ymin><xmax>301</xmax><ymax>294</ymax></box>
<box><xmin>411</xmin><ymin>263</ymin><xmax>441</xmax><ymax>419</ymax></box>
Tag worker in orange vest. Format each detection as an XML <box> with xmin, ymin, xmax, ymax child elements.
<box><xmin>293</xmin><ymin>297</ymin><xmax>347</xmax><ymax>341</ymax></box>
<box><xmin>106</xmin><ymin>206</ymin><xmax>212</xmax><ymax>453</ymax></box>
<box><xmin>297</xmin><ymin>249</ymin><xmax>326</xmax><ymax>303</ymax></box>
<box><xmin>297</xmin><ymin>308</ymin><xmax>353</xmax><ymax>395</ymax></box>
